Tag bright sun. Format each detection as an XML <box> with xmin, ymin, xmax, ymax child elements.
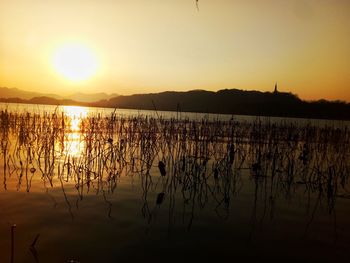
<box><xmin>53</xmin><ymin>43</ymin><xmax>98</xmax><ymax>82</ymax></box>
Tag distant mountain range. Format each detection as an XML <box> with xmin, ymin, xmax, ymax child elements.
<box><xmin>1</xmin><ymin>87</ymin><xmax>349</xmax><ymax>120</ymax></box>
<box><xmin>65</xmin><ymin>92</ymin><xmax>119</xmax><ymax>102</ymax></box>
<box><xmin>0</xmin><ymin>87</ymin><xmax>118</xmax><ymax>102</ymax></box>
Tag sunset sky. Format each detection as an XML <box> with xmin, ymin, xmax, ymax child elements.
<box><xmin>0</xmin><ymin>0</ymin><xmax>349</xmax><ymax>101</ymax></box>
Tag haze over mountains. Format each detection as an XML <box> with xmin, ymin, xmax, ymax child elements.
<box><xmin>0</xmin><ymin>87</ymin><xmax>118</xmax><ymax>102</ymax></box>
<box><xmin>0</xmin><ymin>86</ymin><xmax>349</xmax><ymax>120</ymax></box>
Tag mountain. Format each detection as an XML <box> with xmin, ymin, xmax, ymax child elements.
<box><xmin>92</xmin><ymin>89</ymin><xmax>350</xmax><ymax>120</ymax></box>
<box><xmin>0</xmin><ymin>87</ymin><xmax>118</xmax><ymax>102</ymax></box>
<box><xmin>0</xmin><ymin>87</ymin><xmax>62</xmax><ymax>100</ymax></box>
<box><xmin>28</xmin><ymin>96</ymin><xmax>87</xmax><ymax>106</ymax></box>
<box><xmin>65</xmin><ymin>92</ymin><xmax>119</xmax><ymax>103</ymax></box>
<box><xmin>0</xmin><ymin>96</ymin><xmax>88</xmax><ymax>106</ymax></box>
<box><xmin>1</xmin><ymin>87</ymin><xmax>349</xmax><ymax>120</ymax></box>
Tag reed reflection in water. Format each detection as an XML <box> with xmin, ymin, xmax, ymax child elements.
<box><xmin>0</xmin><ymin>105</ymin><xmax>349</xmax><ymax>262</ymax></box>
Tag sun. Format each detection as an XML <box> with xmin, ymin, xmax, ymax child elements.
<box><xmin>53</xmin><ymin>43</ymin><xmax>98</xmax><ymax>82</ymax></box>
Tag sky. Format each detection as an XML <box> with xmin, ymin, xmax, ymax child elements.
<box><xmin>0</xmin><ymin>0</ymin><xmax>349</xmax><ymax>101</ymax></box>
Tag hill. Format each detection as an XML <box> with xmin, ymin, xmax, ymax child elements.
<box><xmin>92</xmin><ymin>89</ymin><xmax>350</xmax><ymax>120</ymax></box>
<box><xmin>1</xmin><ymin>88</ymin><xmax>349</xmax><ymax>120</ymax></box>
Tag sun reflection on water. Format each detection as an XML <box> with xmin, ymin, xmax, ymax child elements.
<box><xmin>62</xmin><ymin>106</ymin><xmax>88</xmax><ymax>157</ymax></box>
<box><xmin>63</xmin><ymin>106</ymin><xmax>88</xmax><ymax>131</ymax></box>
<box><xmin>64</xmin><ymin>133</ymin><xmax>84</xmax><ymax>157</ymax></box>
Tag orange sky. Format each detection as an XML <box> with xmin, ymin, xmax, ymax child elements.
<box><xmin>0</xmin><ymin>0</ymin><xmax>349</xmax><ymax>101</ymax></box>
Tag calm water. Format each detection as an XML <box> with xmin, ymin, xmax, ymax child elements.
<box><xmin>0</xmin><ymin>103</ymin><xmax>349</xmax><ymax>263</ymax></box>
<box><xmin>1</xmin><ymin>102</ymin><xmax>349</xmax><ymax>126</ymax></box>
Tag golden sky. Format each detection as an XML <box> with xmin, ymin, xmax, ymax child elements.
<box><xmin>0</xmin><ymin>0</ymin><xmax>349</xmax><ymax>101</ymax></box>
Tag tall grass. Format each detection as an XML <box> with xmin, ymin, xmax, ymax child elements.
<box><xmin>0</xmin><ymin>109</ymin><xmax>349</xmax><ymax>220</ymax></box>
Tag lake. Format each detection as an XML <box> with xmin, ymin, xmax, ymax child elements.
<box><xmin>0</xmin><ymin>103</ymin><xmax>349</xmax><ymax>262</ymax></box>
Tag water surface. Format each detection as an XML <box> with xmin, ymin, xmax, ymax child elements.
<box><xmin>0</xmin><ymin>103</ymin><xmax>349</xmax><ymax>262</ymax></box>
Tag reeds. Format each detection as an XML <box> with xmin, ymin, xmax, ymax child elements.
<box><xmin>0</xmin><ymin>108</ymin><xmax>349</xmax><ymax>222</ymax></box>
